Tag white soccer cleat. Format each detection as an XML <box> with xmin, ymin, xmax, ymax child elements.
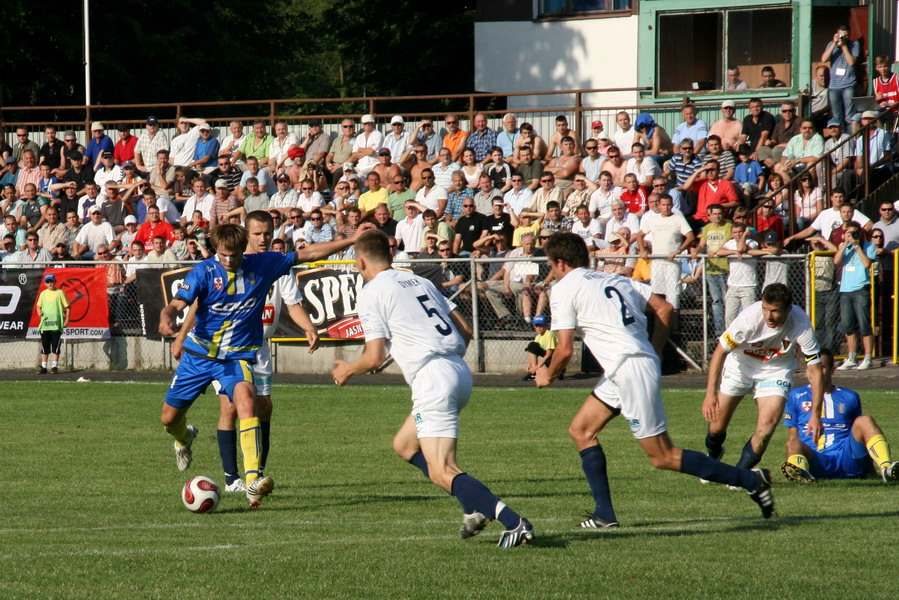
<box><xmin>881</xmin><ymin>462</ymin><xmax>898</xmax><ymax>483</ymax></box>
<box><xmin>247</xmin><ymin>476</ymin><xmax>275</xmax><ymax>508</ymax></box>
<box><xmin>460</xmin><ymin>512</ymin><xmax>490</xmax><ymax>539</ymax></box>
<box><xmin>225</xmin><ymin>479</ymin><xmax>247</xmax><ymax>493</ymax></box>
<box><xmin>174</xmin><ymin>426</ymin><xmax>198</xmax><ymax>472</ymax></box>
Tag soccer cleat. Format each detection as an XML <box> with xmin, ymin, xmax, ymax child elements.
<box><xmin>881</xmin><ymin>462</ymin><xmax>898</xmax><ymax>483</ymax></box>
<box><xmin>781</xmin><ymin>461</ymin><xmax>815</xmax><ymax>483</ymax></box>
<box><xmin>747</xmin><ymin>468</ymin><xmax>775</xmax><ymax>519</ymax></box>
<box><xmin>36</xmin><ymin>367</ymin><xmax>47</xmax><ymax>375</ymax></box>
<box><xmin>174</xmin><ymin>425</ymin><xmax>198</xmax><ymax>472</ymax></box>
<box><xmin>225</xmin><ymin>479</ymin><xmax>247</xmax><ymax>493</ymax></box>
<box><xmin>856</xmin><ymin>358</ymin><xmax>874</xmax><ymax>370</ymax></box>
<box><xmin>837</xmin><ymin>358</ymin><xmax>858</xmax><ymax>371</ymax></box>
<box><xmin>699</xmin><ymin>446</ymin><xmax>725</xmax><ymax>484</ymax></box>
<box><xmin>522</xmin><ymin>374</ymin><xmax>535</xmax><ymax>381</ymax></box>
<box><xmin>578</xmin><ymin>513</ymin><xmax>620</xmax><ymax>529</ymax></box>
<box><xmin>460</xmin><ymin>512</ymin><xmax>490</xmax><ymax>539</ymax></box>
<box><xmin>497</xmin><ymin>517</ymin><xmax>534</xmax><ymax>548</ymax></box>
<box><xmin>247</xmin><ymin>476</ymin><xmax>275</xmax><ymax>508</ymax></box>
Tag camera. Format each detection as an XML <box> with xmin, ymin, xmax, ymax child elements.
<box><xmin>838</xmin><ymin>34</ymin><xmax>848</xmax><ymax>41</ymax></box>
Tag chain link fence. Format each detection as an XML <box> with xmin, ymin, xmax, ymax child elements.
<box><xmin>0</xmin><ymin>250</ymin><xmax>878</xmax><ymax>373</ymax></box>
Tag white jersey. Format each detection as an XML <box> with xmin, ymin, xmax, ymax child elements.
<box><xmin>550</xmin><ymin>267</ymin><xmax>654</xmax><ymax>378</ymax></box>
<box><xmin>720</xmin><ymin>302</ymin><xmax>821</xmax><ymax>373</ymax></box>
<box><xmin>262</xmin><ymin>268</ymin><xmax>303</xmax><ymax>339</ymax></box>
<box><xmin>358</xmin><ymin>269</ymin><xmax>467</xmax><ymax>384</ymax></box>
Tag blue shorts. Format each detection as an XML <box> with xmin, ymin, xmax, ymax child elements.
<box><xmin>165</xmin><ymin>352</ymin><xmax>254</xmax><ymax>409</ymax></box>
<box><xmin>810</xmin><ymin>436</ymin><xmax>870</xmax><ymax>479</ymax></box>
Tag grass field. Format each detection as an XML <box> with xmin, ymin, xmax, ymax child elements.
<box><xmin>3</xmin><ymin>380</ymin><xmax>897</xmax><ymax>599</ymax></box>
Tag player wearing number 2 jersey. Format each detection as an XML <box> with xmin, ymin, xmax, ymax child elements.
<box><xmin>537</xmin><ymin>232</ymin><xmax>775</xmax><ymax>527</ymax></box>
<box><xmin>332</xmin><ymin>230</ymin><xmax>534</xmax><ymax>548</ymax></box>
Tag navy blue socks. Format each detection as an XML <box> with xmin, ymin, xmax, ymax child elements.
<box><xmin>580</xmin><ymin>445</ymin><xmax>617</xmax><ymax>522</ymax></box>
<box><xmin>217</xmin><ymin>429</ymin><xmax>239</xmax><ymax>484</ymax></box>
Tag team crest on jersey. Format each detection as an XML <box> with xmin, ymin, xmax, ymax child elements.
<box><xmin>249</xmin><ymin>272</ymin><xmax>256</xmax><ymax>285</ymax></box>
<box><xmin>838</xmin><ymin>403</ymin><xmax>845</xmax><ymax>414</ymax></box>
<box><xmin>213</xmin><ymin>277</ymin><xmax>223</xmax><ymax>291</ymax></box>
<box><xmin>801</xmin><ymin>400</ymin><xmax>812</xmax><ymax>412</ymax></box>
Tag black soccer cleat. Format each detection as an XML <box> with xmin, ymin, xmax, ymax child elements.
<box><xmin>747</xmin><ymin>468</ymin><xmax>775</xmax><ymax>519</ymax></box>
<box><xmin>497</xmin><ymin>517</ymin><xmax>535</xmax><ymax>548</ymax></box>
<box><xmin>578</xmin><ymin>513</ymin><xmax>620</xmax><ymax>529</ymax></box>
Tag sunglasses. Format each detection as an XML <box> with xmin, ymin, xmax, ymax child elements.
<box><xmin>462</xmin><ymin>204</ymin><xmax>475</xmax><ymax>208</ymax></box>
<box><xmin>446</xmin><ymin>120</ymin><xmax>458</xmax><ymax>125</ymax></box>
<box><xmin>301</xmin><ymin>187</ymin><xmax>313</xmax><ymax>191</ymax></box>
<box><xmin>585</xmin><ymin>145</ymin><xmax>597</xmax><ymax>150</ymax></box>
<box><xmin>310</xmin><ymin>217</ymin><xmax>322</xmax><ymax>222</ymax></box>
<box><xmin>342</xmin><ymin>125</ymin><xmax>354</xmax><ymax>128</ymax></box>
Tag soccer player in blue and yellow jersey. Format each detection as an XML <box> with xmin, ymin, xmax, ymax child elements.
<box><xmin>159</xmin><ymin>222</ymin><xmax>369</xmax><ymax>507</ymax></box>
<box><xmin>782</xmin><ymin>348</ymin><xmax>898</xmax><ymax>483</ymax></box>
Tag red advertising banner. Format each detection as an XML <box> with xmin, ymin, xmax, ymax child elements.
<box><xmin>26</xmin><ymin>268</ymin><xmax>110</xmax><ymax>339</ymax></box>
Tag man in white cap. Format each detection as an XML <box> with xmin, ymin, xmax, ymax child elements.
<box><xmin>709</xmin><ymin>101</ymin><xmax>743</xmax><ymax>151</ymax></box>
<box><xmin>383</xmin><ymin>116</ymin><xmax>410</xmax><ymax>164</ymax></box>
<box><xmin>349</xmin><ymin>114</ymin><xmax>384</xmax><ymax>177</ymax></box>
<box><xmin>83</xmin><ymin>122</ymin><xmax>114</xmax><ymax>172</ymax></box>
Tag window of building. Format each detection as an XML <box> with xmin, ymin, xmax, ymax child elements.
<box><xmin>656</xmin><ymin>6</ymin><xmax>793</xmax><ymax>94</ymax></box>
<box><xmin>540</xmin><ymin>0</ymin><xmax>633</xmax><ymax>18</ymax></box>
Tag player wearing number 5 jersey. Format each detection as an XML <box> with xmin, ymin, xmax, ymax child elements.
<box><xmin>702</xmin><ymin>283</ymin><xmax>825</xmax><ymax>477</ymax></box>
<box><xmin>332</xmin><ymin>230</ymin><xmax>534</xmax><ymax>548</ymax></box>
<box><xmin>537</xmin><ymin>232</ymin><xmax>775</xmax><ymax>527</ymax></box>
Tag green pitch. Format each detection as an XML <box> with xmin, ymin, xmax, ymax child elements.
<box><xmin>3</xmin><ymin>381</ymin><xmax>897</xmax><ymax>599</ymax></box>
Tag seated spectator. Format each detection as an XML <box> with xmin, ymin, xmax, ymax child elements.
<box><xmin>755</xmin><ymin>198</ymin><xmax>785</xmax><ymax>242</ymax></box>
<box><xmin>633</xmin><ymin>113</ymin><xmax>672</xmax><ymax>163</ymax></box>
<box><xmin>613</xmin><ymin>111</ymin><xmax>639</xmax><ymax>158</ymax></box>
<box><xmin>854</xmin><ymin>110</ymin><xmax>893</xmax><ymax>192</ymax></box>
<box><xmin>564</xmin><ymin>176</ymin><xmax>591</xmax><ymax>215</ymax></box>
<box><xmin>604</xmin><ymin>200</ymin><xmax>640</xmax><ymax>242</ymax></box>
<box><xmin>714</xmin><ymin>222</ymin><xmax>760</xmax><ymax>326</ymax></box>
<box><xmin>503</xmin><ymin>172</ymin><xmax>533</xmax><ymax>219</ymax></box>
<box><xmin>296</xmin><ymin>178</ymin><xmax>325</xmax><ymax>217</ymax></box>
<box><xmin>373</xmin><ymin>147</ymin><xmax>403</xmax><ymax>192</ymax></box>
<box><xmin>874</xmin><ymin>55</ymin><xmax>899</xmax><ymax>115</ymax></box>
<box><xmin>453</xmin><ymin>199</ymin><xmax>488</xmax><ymax>256</ymax></box>
<box><xmin>774</xmin><ymin>118</ymin><xmax>825</xmax><ymax>182</ymax></box>
<box><xmin>792</xmin><ymin>173</ymin><xmax>824</xmax><ymax>231</ymax></box>
<box><xmin>15</xmin><ymin>231</ymin><xmax>53</xmax><ymax>262</ymax></box>
<box><xmin>116</xmin><ymin>215</ymin><xmax>139</xmax><ymax>256</ymax></box>
<box><xmin>143</xmin><ymin>235</ymin><xmax>177</xmax><ymax>266</ymax></box>
<box><xmin>682</xmin><ymin>160</ymin><xmax>740</xmax><ymax>225</ymax></box>
<box><xmin>483</xmin><ymin>198</ymin><xmax>513</xmax><ymax>246</ymax></box>
<box><xmin>94</xmin><ymin>151</ymin><xmax>123</xmax><ymax>188</ymax></box>
<box><xmin>510</xmin><ymin>212</ymin><xmax>542</xmax><ymax>248</ymax></box>
<box><xmin>581</xmin><ymin>137</ymin><xmax>604</xmax><ymax>182</ymax></box>
<box><xmin>523</xmin><ymin>314</ymin><xmax>556</xmax><ymax>381</ymax></box>
<box><xmin>544</xmin><ymin>135</ymin><xmax>581</xmax><ymax>191</ymax></box>
<box><xmin>709</xmin><ymin>101</ymin><xmax>743</xmax><ymax>151</ymax></box>
<box><xmin>569</xmin><ymin>204</ymin><xmax>602</xmax><ymax>248</ymax></box>
<box><xmin>763</xmin><ymin>172</ymin><xmax>791</xmax><ymax>219</ymax></box>
<box><xmin>587</xmin><ymin>171</ymin><xmax>621</xmax><ymax>224</ymax></box>
<box><xmin>527</xmin><ymin>172</ymin><xmax>563</xmax><ymax>216</ymax></box>
<box><xmin>395</xmin><ymin>199</ymin><xmax>425</xmax><ymax>255</ymax></box>
<box><xmin>459</xmin><ymin>147</ymin><xmax>482</xmax><ymax>190</ymax></box>
<box><xmin>538</xmin><ymin>200</ymin><xmax>573</xmax><ymax>235</ymax></box>
<box><xmin>437</xmin><ymin>241</ymin><xmax>468</xmax><ymax>298</ymax></box>
<box><xmin>415</xmin><ymin>168</ymin><xmax>448</xmax><ymax>218</ymax></box>
<box><xmin>60</xmin><ymin>210</ymin><xmax>81</xmax><ymax>255</ymax></box>
<box><xmin>112</xmin><ymin>124</ymin><xmax>137</xmax><ymax>169</ymax></box>
<box><xmin>484</xmin><ymin>146</ymin><xmax>513</xmax><ymax>192</ymax></box>
<box><xmin>472</xmin><ymin>173</ymin><xmax>502</xmax><ymax>215</ymax></box>
<box><xmin>599</xmin><ymin>145</ymin><xmax>628</xmax><ymax>187</ymax></box>
<box><xmin>733</xmin><ymin>144</ymin><xmax>765</xmax><ymax>201</ymax></box>
<box><xmin>268</xmin><ymin>173</ymin><xmax>299</xmax><ymax>217</ymax></box>
<box><xmin>671</xmin><ymin>104</ymin><xmax>709</xmax><ymax>154</ymax></box>
<box><xmin>759</xmin><ymin>65</ymin><xmax>787</xmax><ymax>88</ymax></box>
<box><xmin>133</xmin><ymin>116</ymin><xmax>169</xmax><ymax>172</ymax></box>
<box><xmin>304</xmin><ymin>209</ymin><xmax>338</xmax><ymax>246</ymax></box>
<box><xmin>347</xmin><ymin>114</ymin><xmax>382</xmax><ymax>177</ymax></box>
<box><xmin>625</xmin><ymin>143</ymin><xmax>662</xmax><ymax>188</ymax></box>
<box><xmin>664</xmin><ymin>139</ymin><xmax>704</xmax><ymax>190</ymax></box>
<box><xmin>502</xmin><ymin>232</ymin><xmax>540</xmax><ymax>324</ymax></box>
<box><xmin>169</xmin><ymin>223</ymin><xmax>188</xmax><ymax>259</ymax></box>
<box><xmin>134</xmin><ymin>205</ymin><xmax>175</xmax><ymax>252</ymax></box>
<box><xmin>236</xmin><ymin>156</ymin><xmax>275</xmax><ymax>198</ymax></box>
<box><xmin>422</xmin><ymin>208</ymin><xmax>454</xmax><ymax>249</ymax></box>
<box><xmin>822</xmin><ymin>118</ymin><xmax>853</xmax><ymax>196</ymax></box>
<box><xmin>234</xmin><ymin>120</ymin><xmax>274</xmax><ymax>166</ymax></box>
<box><xmin>358</xmin><ymin>172</ymin><xmax>389</xmax><ymax>217</ymax></box>
<box><xmin>99</xmin><ymin>182</ymin><xmax>130</xmax><ymax>233</ymax></box>
<box><xmin>619</xmin><ymin>173</ymin><xmax>649</xmax><ymax>217</ymax></box>
<box><xmin>209</xmin><ymin>181</ymin><xmax>240</xmax><ymax>225</ymax></box>
<box><xmin>725</xmin><ymin>66</ymin><xmax>749</xmax><ymax>91</ymax></box>
<box><xmin>703</xmin><ymin>135</ymin><xmax>735</xmax><ymax>180</ymax></box>
<box><xmin>184</xmin><ymin>234</ymin><xmax>209</xmax><ymax>260</ymax></box>
<box><xmin>595</xmin><ymin>228</ymin><xmax>635</xmax><ymax>277</ymax></box>
<box><xmin>75</xmin><ymin>206</ymin><xmax>117</xmax><ymax>259</ymax></box>
<box><xmin>757</xmin><ymin>102</ymin><xmax>800</xmax><ymax>169</ymax></box>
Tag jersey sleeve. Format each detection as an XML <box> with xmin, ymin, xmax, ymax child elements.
<box><xmin>358</xmin><ymin>286</ymin><xmax>389</xmax><ymax>342</ymax></box>
<box><xmin>719</xmin><ymin>311</ymin><xmax>747</xmax><ymax>353</ymax></box>
<box><xmin>174</xmin><ymin>264</ymin><xmax>204</xmax><ymax>305</ymax></box>
<box><xmin>277</xmin><ymin>270</ymin><xmax>302</xmax><ymax>305</ymax></box>
<box><xmin>628</xmin><ymin>279</ymin><xmax>653</xmax><ymax>310</ymax></box>
<box><xmin>549</xmin><ymin>277</ymin><xmax>577</xmax><ymax>331</ymax></box>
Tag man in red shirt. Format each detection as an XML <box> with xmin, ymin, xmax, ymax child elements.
<box><xmin>619</xmin><ymin>173</ymin><xmax>648</xmax><ymax>217</ymax></box>
<box><xmin>133</xmin><ymin>204</ymin><xmax>175</xmax><ymax>251</ymax></box>
<box><xmin>683</xmin><ymin>160</ymin><xmax>739</xmax><ymax>225</ymax></box>
<box><xmin>113</xmin><ymin>125</ymin><xmax>138</xmax><ymax>166</ymax></box>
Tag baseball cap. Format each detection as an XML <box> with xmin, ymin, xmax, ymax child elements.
<box><xmin>116</xmin><ymin>123</ymin><xmax>130</xmax><ymax>132</ymax></box>
<box><xmin>591</xmin><ymin>120</ymin><xmax>603</xmax><ymax>129</ymax></box>
<box><xmin>88</xmin><ymin>206</ymin><xmax>101</xmax><ymax>214</ymax></box>
<box><xmin>378</xmin><ymin>148</ymin><xmax>391</xmax><ymax>156</ymax></box>
<box><xmin>342</xmin><ymin>162</ymin><xmax>356</xmax><ymax>171</ymax></box>
<box><xmin>90</xmin><ymin>122</ymin><xmax>104</xmax><ymax>131</ymax></box>
<box><xmin>826</xmin><ymin>117</ymin><xmax>842</xmax><ymax>127</ymax></box>
<box><xmin>862</xmin><ymin>110</ymin><xmax>878</xmax><ymax>119</ymax></box>
<box><xmin>198</xmin><ymin>123</ymin><xmax>211</xmax><ymax>131</ymax></box>
<box><xmin>123</xmin><ymin>161</ymin><xmax>136</xmax><ymax>168</ymax></box>
<box><xmin>101</xmin><ymin>151</ymin><xmax>113</xmax><ymax>158</ymax></box>
<box><xmin>539</xmin><ymin>228</ymin><xmax>553</xmax><ymax>238</ymax></box>
<box><xmin>763</xmin><ymin>230</ymin><xmax>781</xmax><ymax>244</ymax></box>
<box><xmin>214</xmin><ymin>179</ymin><xmax>228</xmax><ymax>189</ymax></box>
<box><xmin>737</xmin><ymin>143</ymin><xmax>752</xmax><ymax>155</ymax></box>
<box><xmin>533</xmin><ymin>315</ymin><xmax>549</xmax><ymax>326</ymax></box>
<box><xmin>308</xmin><ymin>118</ymin><xmax>322</xmax><ymax>127</ymax></box>
<box><xmin>390</xmin><ymin>115</ymin><xmax>404</xmax><ymax>125</ymax></box>
<box><xmin>360</xmin><ymin>114</ymin><xmax>375</xmax><ymax>124</ymax></box>
<box><xmin>277</xmin><ymin>173</ymin><xmax>291</xmax><ymax>181</ymax></box>
<box><xmin>721</xmin><ymin>100</ymin><xmax>736</xmax><ymax>109</ymax></box>
<box><xmin>607</xmin><ymin>231</ymin><xmax>621</xmax><ymax>243</ymax></box>
<box><xmin>124</xmin><ymin>215</ymin><xmax>137</xmax><ymax>225</ymax></box>
<box><xmin>146</xmin><ymin>116</ymin><xmax>159</xmax><ymax>126</ymax></box>
<box><xmin>44</xmin><ymin>273</ymin><xmax>56</xmax><ymax>283</ymax></box>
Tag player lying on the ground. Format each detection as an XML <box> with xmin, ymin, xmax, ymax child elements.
<box><xmin>702</xmin><ymin>283</ymin><xmax>825</xmax><ymax>476</ymax></box>
<box><xmin>332</xmin><ymin>230</ymin><xmax>534</xmax><ymax>548</ymax></box>
<box><xmin>781</xmin><ymin>348</ymin><xmax>899</xmax><ymax>483</ymax></box>
<box><xmin>172</xmin><ymin>210</ymin><xmax>320</xmax><ymax>493</ymax></box>
<box><xmin>536</xmin><ymin>232</ymin><xmax>775</xmax><ymax>528</ymax></box>
<box><xmin>159</xmin><ymin>221</ymin><xmax>370</xmax><ymax>508</ymax></box>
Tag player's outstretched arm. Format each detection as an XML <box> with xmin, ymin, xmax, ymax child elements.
<box><xmin>646</xmin><ymin>293</ymin><xmax>673</xmax><ymax>356</ymax></box>
<box><xmin>449</xmin><ymin>309</ymin><xmax>472</xmax><ymax>347</ymax></box>
<box><xmin>703</xmin><ymin>344</ymin><xmax>728</xmax><ymax>422</ymax></box>
<box><xmin>159</xmin><ymin>298</ymin><xmax>189</xmax><ymax>338</ymax></box>
<box><xmin>170</xmin><ymin>300</ymin><xmax>198</xmax><ymax>359</ymax></box>
<box><xmin>536</xmin><ymin>329</ymin><xmax>573</xmax><ymax>388</ymax></box>
<box><xmin>332</xmin><ymin>338</ymin><xmax>387</xmax><ymax>386</ymax></box>
<box><xmin>294</xmin><ymin>223</ymin><xmax>376</xmax><ymax>264</ymax></box>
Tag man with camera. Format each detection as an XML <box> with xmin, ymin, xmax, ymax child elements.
<box><xmin>821</xmin><ymin>25</ymin><xmax>860</xmax><ymax>132</ymax></box>
<box><xmin>835</xmin><ymin>221</ymin><xmax>876</xmax><ymax>370</ymax></box>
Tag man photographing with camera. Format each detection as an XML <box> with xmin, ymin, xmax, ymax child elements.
<box><xmin>835</xmin><ymin>221</ymin><xmax>876</xmax><ymax>370</ymax></box>
<box><xmin>821</xmin><ymin>25</ymin><xmax>860</xmax><ymax>132</ymax></box>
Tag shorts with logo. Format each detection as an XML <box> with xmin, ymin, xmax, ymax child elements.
<box><xmin>212</xmin><ymin>344</ymin><xmax>273</xmax><ymax>396</ymax></box>
<box><xmin>592</xmin><ymin>354</ymin><xmax>668</xmax><ymax>439</ymax></box>
<box><xmin>810</xmin><ymin>437</ymin><xmax>870</xmax><ymax>479</ymax></box>
<box><xmin>720</xmin><ymin>354</ymin><xmax>792</xmax><ymax>399</ymax></box>
<box><xmin>410</xmin><ymin>354</ymin><xmax>472</xmax><ymax>439</ymax></box>
<box><xmin>166</xmin><ymin>352</ymin><xmax>254</xmax><ymax>408</ymax></box>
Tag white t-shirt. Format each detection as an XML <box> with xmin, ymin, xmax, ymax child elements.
<box><xmin>75</xmin><ymin>221</ymin><xmax>116</xmax><ymax>253</ymax></box>
<box><xmin>432</xmin><ymin>162</ymin><xmax>461</xmax><ymax>189</ymax></box>
<box><xmin>625</xmin><ymin>158</ymin><xmax>662</xmax><ymax>181</ymax></box>
<box><xmin>720</xmin><ymin>302</ymin><xmax>820</xmax><ymax>373</ymax></box>
<box><xmin>297</xmin><ymin>192</ymin><xmax>324</xmax><ymax>213</ymax></box>
<box><xmin>614</xmin><ymin>129</ymin><xmax>638</xmax><ymax>154</ymax></box>
<box><xmin>640</xmin><ymin>213</ymin><xmax>691</xmax><ymax>254</ymax></box>
<box><xmin>182</xmin><ymin>193</ymin><xmax>215</xmax><ymax>222</ymax></box>
<box><xmin>170</xmin><ymin>127</ymin><xmax>201</xmax><ymax>167</ymax></box>
<box><xmin>504</xmin><ymin>188</ymin><xmax>533</xmax><ymax>216</ymax></box>
<box><xmin>589</xmin><ymin>187</ymin><xmax>622</xmax><ymax>220</ymax></box>
<box><xmin>550</xmin><ymin>267</ymin><xmax>655</xmax><ymax>378</ymax></box>
<box><xmin>395</xmin><ymin>214</ymin><xmax>425</xmax><ymax>253</ymax></box>
<box><xmin>415</xmin><ymin>185</ymin><xmax>448</xmax><ymax>211</ymax></box>
<box><xmin>721</xmin><ymin>237</ymin><xmax>759</xmax><ymax>286</ymax></box>
<box><xmin>604</xmin><ymin>213</ymin><xmax>640</xmax><ymax>241</ymax></box>
<box><xmin>358</xmin><ymin>268</ymin><xmax>467</xmax><ymax>384</ymax></box>
<box><xmin>262</xmin><ymin>268</ymin><xmax>303</xmax><ymax>338</ymax></box>
<box><xmin>571</xmin><ymin>219</ymin><xmax>602</xmax><ymax>247</ymax></box>
<box><xmin>810</xmin><ymin>207</ymin><xmax>871</xmax><ymax>237</ymax></box>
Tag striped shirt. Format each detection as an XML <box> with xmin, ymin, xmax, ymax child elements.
<box><xmin>667</xmin><ymin>154</ymin><xmax>704</xmax><ymax>187</ymax></box>
<box><xmin>135</xmin><ymin>132</ymin><xmax>170</xmax><ymax>163</ymax></box>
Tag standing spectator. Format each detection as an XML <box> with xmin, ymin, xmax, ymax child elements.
<box><xmin>737</xmin><ymin>98</ymin><xmax>776</xmax><ymax>158</ymax></box>
<box><xmin>854</xmin><ymin>111</ymin><xmax>893</xmax><ymax>192</ymax></box>
<box><xmin>821</xmin><ymin>25</ymin><xmax>860</xmax><ymax>131</ymax></box>
<box><xmin>133</xmin><ymin>116</ymin><xmax>170</xmax><ymax>172</ymax></box>
<box><xmin>758</xmin><ymin>230</ymin><xmax>788</xmax><ymax>289</ymax></box>
<box><xmin>806</xmin><ymin>235</ymin><xmax>841</xmax><ymax>352</ymax></box>
<box><xmin>873</xmin><ymin>201</ymin><xmax>899</xmax><ymax>348</ymax></box>
<box><xmin>710</xmin><ymin>101</ymin><xmax>743</xmax><ymax>151</ymax></box>
<box><xmin>692</xmin><ymin>204</ymin><xmax>732</xmax><ymax>336</ymax></box>
<box><xmin>503</xmin><ymin>232</ymin><xmax>540</xmax><ymax>324</ymax></box>
<box><xmin>873</xmin><ymin>55</ymin><xmax>899</xmax><ymax>114</ymax></box>
<box><xmin>715</xmin><ymin>222</ymin><xmax>759</xmax><ymax>327</ymax></box>
<box><xmin>637</xmin><ymin>194</ymin><xmax>695</xmax><ymax>321</ymax></box>
<box><xmin>672</xmin><ymin>104</ymin><xmax>709</xmax><ymax>154</ymax></box>
<box><xmin>35</xmin><ymin>273</ymin><xmax>69</xmax><ymax>375</ymax></box>
<box><xmin>835</xmin><ymin>221</ymin><xmax>876</xmax><ymax>370</ymax></box>
<box><xmin>83</xmin><ymin>123</ymin><xmax>114</xmax><ymax>172</ymax></box>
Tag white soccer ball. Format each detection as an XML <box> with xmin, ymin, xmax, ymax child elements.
<box><xmin>182</xmin><ymin>476</ymin><xmax>221</xmax><ymax>514</ymax></box>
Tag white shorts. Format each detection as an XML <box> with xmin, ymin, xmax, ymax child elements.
<box><xmin>650</xmin><ymin>260</ymin><xmax>682</xmax><ymax>309</ymax></box>
<box><xmin>252</xmin><ymin>344</ymin><xmax>273</xmax><ymax>396</ymax></box>
<box><xmin>592</xmin><ymin>354</ymin><xmax>668</xmax><ymax>439</ymax></box>
<box><xmin>410</xmin><ymin>355</ymin><xmax>472</xmax><ymax>439</ymax></box>
<box><xmin>719</xmin><ymin>354</ymin><xmax>792</xmax><ymax>399</ymax></box>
